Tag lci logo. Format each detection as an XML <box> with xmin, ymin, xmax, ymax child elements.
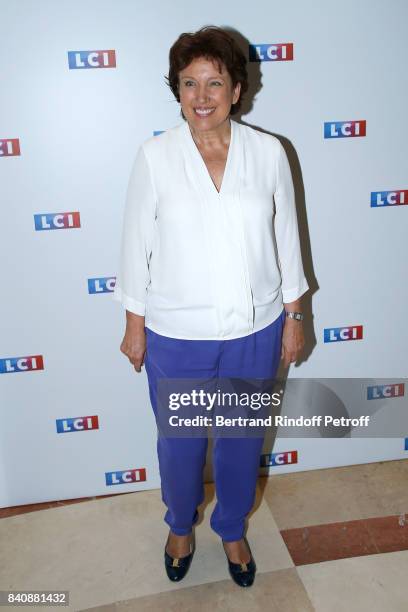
<box><xmin>324</xmin><ymin>120</ymin><xmax>366</xmax><ymax>138</ymax></box>
<box><xmin>249</xmin><ymin>43</ymin><xmax>294</xmax><ymax>62</ymax></box>
<box><xmin>88</xmin><ymin>277</ymin><xmax>116</xmax><ymax>294</ymax></box>
<box><xmin>68</xmin><ymin>50</ymin><xmax>116</xmax><ymax>70</ymax></box>
<box><xmin>34</xmin><ymin>212</ymin><xmax>81</xmax><ymax>231</ymax></box>
<box><xmin>371</xmin><ymin>190</ymin><xmax>408</xmax><ymax>207</ymax></box>
<box><xmin>260</xmin><ymin>450</ymin><xmax>298</xmax><ymax>467</ymax></box>
<box><xmin>324</xmin><ymin>325</ymin><xmax>363</xmax><ymax>343</ymax></box>
<box><xmin>56</xmin><ymin>416</ymin><xmax>99</xmax><ymax>433</ymax></box>
<box><xmin>0</xmin><ymin>138</ymin><xmax>20</xmax><ymax>157</ymax></box>
<box><xmin>105</xmin><ymin>468</ymin><xmax>147</xmax><ymax>486</ymax></box>
<box><xmin>0</xmin><ymin>355</ymin><xmax>44</xmax><ymax>374</ymax></box>
<box><xmin>367</xmin><ymin>384</ymin><xmax>405</xmax><ymax>400</ymax></box>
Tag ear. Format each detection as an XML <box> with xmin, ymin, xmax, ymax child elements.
<box><xmin>232</xmin><ymin>81</ymin><xmax>241</xmax><ymax>105</ymax></box>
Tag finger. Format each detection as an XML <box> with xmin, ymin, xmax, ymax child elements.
<box><xmin>129</xmin><ymin>354</ymin><xmax>143</xmax><ymax>366</ymax></box>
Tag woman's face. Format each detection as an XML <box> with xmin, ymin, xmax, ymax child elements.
<box><xmin>178</xmin><ymin>56</ymin><xmax>241</xmax><ymax>131</ymax></box>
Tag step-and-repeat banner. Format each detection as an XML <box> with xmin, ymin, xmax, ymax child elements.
<box><xmin>1</xmin><ymin>0</ymin><xmax>407</xmax><ymax>507</ymax></box>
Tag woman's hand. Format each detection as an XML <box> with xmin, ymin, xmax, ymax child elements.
<box><xmin>120</xmin><ymin>311</ymin><xmax>146</xmax><ymax>372</ymax></box>
<box><xmin>281</xmin><ymin>318</ymin><xmax>305</xmax><ymax>368</ymax></box>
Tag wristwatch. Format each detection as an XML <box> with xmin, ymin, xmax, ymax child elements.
<box><xmin>286</xmin><ymin>311</ymin><xmax>304</xmax><ymax>321</ymax></box>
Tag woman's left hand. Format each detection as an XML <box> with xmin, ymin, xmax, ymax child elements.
<box><xmin>281</xmin><ymin>318</ymin><xmax>305</xmax><ymax>368</ymax></box>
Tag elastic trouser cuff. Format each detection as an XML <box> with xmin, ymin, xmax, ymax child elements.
<box><xmin>210</xmin><ymin>519</ymin><xmax>246</xmax><ymax>542</ymax></box>
<box><xmin>165</xmin><ymin>508</ymin><xmax>199</xmax><ymax>535</ymax></box>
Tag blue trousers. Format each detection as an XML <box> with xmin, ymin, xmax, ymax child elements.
<box><xmin>144</xmin><ymin>308</ymin><xmax>285</xmax><ymax>542</ymax></box>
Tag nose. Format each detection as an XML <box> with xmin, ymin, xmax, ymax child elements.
<box><xmin>195</xmin><ymin>84</ymin><xmax>211</xmax><ymax>104</ymax></box>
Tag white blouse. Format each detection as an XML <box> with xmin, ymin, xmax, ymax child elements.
<box><xmin>112</xmin><ymin>118</ymin><xmax>309</xmax><ymax>340</ymax></box>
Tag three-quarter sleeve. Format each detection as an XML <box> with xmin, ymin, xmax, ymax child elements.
<box><xmin>112</xmin><ymin>144</ymin><xmax>157</xmax><ymax>316</ymax></box>
<box><xmin>273</xmin><ymin>140</ymin><xmax>309</xmax><ymax>303</ymax></box>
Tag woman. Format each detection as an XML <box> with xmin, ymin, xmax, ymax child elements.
<box><xmin>113</xmin><ymin>26</ymin><xmax>308</xmax><ymax>588</ymax></box>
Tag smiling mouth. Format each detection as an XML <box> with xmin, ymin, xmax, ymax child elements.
<box><xmin>194</xmin><ymin>107</ymin><xmax>216</xmax><ymax>116</ymax></box>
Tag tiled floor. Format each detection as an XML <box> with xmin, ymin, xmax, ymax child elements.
<box><xmin>1</xmin><ymin>460</ymin><xmax>407</xmax><ymax>611</ymax></box>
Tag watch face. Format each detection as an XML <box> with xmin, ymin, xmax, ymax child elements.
<box><xmin>287</xmin><ymin>312</ymin><xmax>303</xmax><ymax>320</ymax></box>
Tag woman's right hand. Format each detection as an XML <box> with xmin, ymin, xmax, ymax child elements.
<box><xmin>119</xmin><ymin>311</ymin><xmax>146</xmax><ymax>372</ymax></box>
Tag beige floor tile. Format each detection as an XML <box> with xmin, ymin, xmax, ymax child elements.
<box><xmin>262</xmin><ymin>459</ymin><xmax>408</xmax><ymax>530</ymax></box>
<box><xmin>298</xmin><ymin>550</ymin><xmax>408</xmax><ymax>612</ymax></box>
<box><xmin>81</xmin><ymin>568</ymin><xmax>314</xmax><ymax>612</ymax></box>
<box><xmin>0</xmin><ymin>482</ymin><xmax>292</xmax><ymax>611</ymax></box>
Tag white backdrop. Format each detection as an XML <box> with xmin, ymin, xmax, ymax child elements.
<box><xmin>1</xmin><ymin>0</ymin><xmax>407</xmax><ymax>508</ymax></box>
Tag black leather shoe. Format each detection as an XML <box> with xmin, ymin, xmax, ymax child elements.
<box><xmin>222</xmin><ymin>536</ymin><xmax>256</xmax><ymax>587</ymax></box>
<box><xmin>164</xmin><ymin>530</ymin><xmax>195</xmax><ymax>582</ymax></box>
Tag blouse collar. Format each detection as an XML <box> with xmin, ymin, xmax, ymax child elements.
<box><xmin>180</xmin><ymin>118</ymin><xmax>240</xmax><ymax>199</ymax></box>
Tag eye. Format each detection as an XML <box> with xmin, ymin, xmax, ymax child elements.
<box><xmin>183</xmin><ymin>80</ymin><xmax>195</xmax><ymax>86</ymax></box>
<box><xmin>210</xmin><ymin>81</ymin><xmax>223</xmax><ymax>86</ymax></box>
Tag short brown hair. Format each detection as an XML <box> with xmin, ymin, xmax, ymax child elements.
<box><xmin>165</xmin><ymin>26</ymin><xmax>248</xmax><ymax>117</ymax></box>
